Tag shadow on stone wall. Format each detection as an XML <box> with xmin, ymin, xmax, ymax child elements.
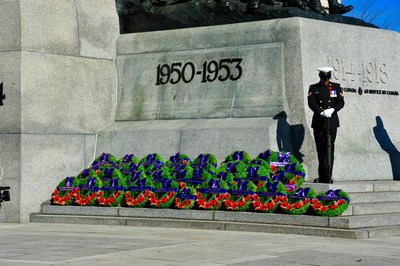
<box><xmin>116</xmin><ymin>0</ymin><xmax>378</xmax><ymax>33</ymax></box>
<box><xmin>273</xmin><ymin>111</ymin><xmax>305</xmax><ymax>163</ymax></box>
<box><xmin>373</xmin><ymin>116</ymin><xmax>400</xmax><ymax>180</ymax></box>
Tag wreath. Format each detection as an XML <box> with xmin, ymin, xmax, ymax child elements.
<box><xmin>165</xmin><ymin>152</ymin><xmax>191</xmax><ymax>167</ymax></box>
<box><xmin>223</xmin><ymin>180</ymin><xmax>257</xmax><ymax>212</ymax></box>
<box><xmin>280</xmin><ymin>187</ymin><xmax>316</xmax><ymax>215</ymax></box>
<box><xmin>90</xmin><ymin>153</ymin><xmax>117</xmax><ymax>170</ymax></box>
<box><xmin>139</xmin><ymin>153</ymin><xmax>165</xmax><ymax>173</ymax></box>
<box><xmin>270</xmin><ymin>171</ymin><xmax>298</xmax><ymax>193</ymax></box>
<box><xmin>174</xmin><ymin>187</ymin><xmax>197</xmax><ymax>209</ymax></box>
<box><xmin>279</xmin><ymin>163</ymin><xmax>306</xmax><ymax>188</ymax></box>
<box><xmin>215</xmin><ymin>162</ymin><xmax>247</xmax><ymax>182</ymax></box>
<box><xmin>223</xmin><ymin>150</ymin><xmax>252</xmax><ymax>164</ymax></box>
<box><xmin>74</xmin><ymin>175</ymin><xmax>102</xmax><ymax>206</ymax></box>
<box><xmin>196</xmin><ymin>178</ymin><xmax>230</xmax><ymax>210</ymax></box>
<box><xmin>117</xmin><ymin>153</ymin><xmax>140</xmax><ymax>168</ymax></box>
<box><xmin>166</xmin><ymin>160</ymin><xmax>194</xmax><ymax>182</ymax></box>
<box><xmin>251</xmin><ymin>181</ymin><xmax>287</xmax><ymax>213</ymax></box>
<box><xmin>96</xmin><ymin>168</ymin><xmax>126</xmax><ymax>207</ymax></box>
<box><xmin>254</xmin><ymin>150</ymin><xmax>274</xmax><ymax>169</ymax></box>
<box><xmin>256</xmin><ymin>150</ymin><xmax>305</xmax><ymax>187</ymax></box>
<box><xmin>118</xmin><ymin>162</ymin><xmax>145</xmax><ymax>181</ymax></box>
<box><xmin>235</xmin><ymin>164</ymin><xmax>271</xmax><ymax>183</ymax></box>
<box><xmin>311</xmin><ymin>189</ymin><xmax>350</xmax><ymax>217</ymax></box>
<box><xmin>51</xmin><ymin>176</ymin><xmax>80</xmax><ymax>206</ymax></box>
<box><xmin>192</xmin><ymin>153</ymin><xmax>218</xmax><ymax>173</ymax></box>
<box><xmin>122</xmin><ymin>176</ymin><xmax>155</xmax><ymax>208</ymax></box>
<box><xmin>148</xmin><ymin>179</ymin><xmax>179</xmax><ymax>208</ymax></box>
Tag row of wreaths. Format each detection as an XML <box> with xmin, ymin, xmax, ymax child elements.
<box><xmin>51</xmin><ymin>150</ymin><xmax>350</xmax><ymax>216</ymax></box>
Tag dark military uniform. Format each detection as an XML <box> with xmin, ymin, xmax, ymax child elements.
<box><xmin>308</xmin><ymin>81</ymin><xmax>344</xmax><ymax>183</ymax></box>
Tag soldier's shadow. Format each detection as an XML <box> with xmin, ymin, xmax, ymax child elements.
<box><xmin>373</xmin><ymin>116</ymin><xmax>400</xmax><ymax>180</ymax></box>
<box><xmin>273</xmin><ymin>111</ymin><xmax>305</xmax><ymax>163</ymax></box>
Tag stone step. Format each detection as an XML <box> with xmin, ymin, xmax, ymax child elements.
<box><xmin>304</xmin><ymin>181</ymin><xmax>400</xmax><ymax>193</ymax></box>
<box><xmin>343</xmin><ymin>201</ymin><xmax>400</xmax><ymax>216</ymax></box>
<box><xmin>30</xmin><ymin>213</ymin><xmax>370</xmax><ymax>239</ymax></box>
<box><xmin>30</xmin><ymin>202</ymin><xmax>400</xmax><ymax>239</ymax></box>
<box><xmin>330</xmin><ymin>213</ymin><xmax>400</xmax><ymax>229</ymax></box>
<box><xmin>347</xmin><ymin>192</ymin><xmax>400</xmax><ymax>204</ymax></box>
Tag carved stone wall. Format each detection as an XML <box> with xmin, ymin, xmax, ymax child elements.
<box><xmin>0</xmin><ymin>0</ymin><xmax>119</xmax><ymax>223</ymax></box>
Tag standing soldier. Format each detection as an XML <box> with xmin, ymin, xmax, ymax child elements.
<box><xmin>307</xmin><ymin>67</ymin><xmax>345</xmax><ymax>184</ymax></box>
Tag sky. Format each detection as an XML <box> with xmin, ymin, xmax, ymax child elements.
<box><xmin>342</xmin><ymin>0</ymin><xmax>400</xmax><ymax>32</ymax></box>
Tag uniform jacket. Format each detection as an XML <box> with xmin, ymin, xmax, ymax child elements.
<box><xmin>307</xmin><ymin>81</ymin><xmax>345</xmax><ymax>129</ymax></box>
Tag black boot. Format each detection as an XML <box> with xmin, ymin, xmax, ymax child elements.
<box><xmin>288</xmin><ymin>0</ymin><xmax>310</xmax><ymax>11</ymax></box>
<box><xmin>308</xmin><ymin>0</ymin><xmax>327</xmax><ymax>15</ymax></box>
<box><xmin>328</xmin><ymin>0</ymin><xmax>353</xmax><ymax>15</ymax></box>
<box><xmin>266</xmin><ymin>0</ymin><xmax>283</xmax><ymax>6</ymax></box>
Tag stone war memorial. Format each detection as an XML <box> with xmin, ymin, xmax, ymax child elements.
<box><xmin>1</xmin><ymin>0</ymin><xmax>400</xmax><ymax>238</ymax></box>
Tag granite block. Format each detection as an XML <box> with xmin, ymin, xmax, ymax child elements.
<box><xmin>20</xmin><ymin>0</ymin><xmax>79</xmax><ymax>56</ymax></box>
<box><xmin>19</xmin><ymin>134</ymin><xmax>96</xmax><ymax>223</ymax></box>
<box><xmin>115</xmin><ymin>43</ymin><xmax>284</xmax><ymax>121</ymax></box>
<box><xmin>119</xmin><ymin>208</ymin><xmax>214</xmax><ymax>220</ymax></box>
<box><xmin>21</xmin><ymin>52</ymin><xmax>116</xmax><ymax>134</ymax></box>
<box><xmin>213</xmin><ymin>211</ymin><xmax>329</xmax><ymax>227</ymax></box>
<box><xmin>0</xmin><ymin>0</ymin><xmax>21</xmax><ymax>51</ymax></box>
<box><xmin>330</xmin><ymin>214</ymin><xmax>400</xmax><ymax>229</ymax></box>
<box><xmin>0</xmin><ymin>51</ymin><xmax>22</xmax><ymax>133</ymax></box>
<box><xmin>75</xmin><ymin>0</ymin><xmax>119</xmax><ymax>59</ymax></box>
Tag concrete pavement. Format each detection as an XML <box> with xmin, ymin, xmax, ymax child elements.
<box><xmin>0</xmin><ymin>223</ymin><xmax>399</xmax><ymax>265</ymax></box>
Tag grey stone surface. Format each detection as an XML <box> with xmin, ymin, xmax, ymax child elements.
<box><xmin>0</xmin><ymin>1</ymin><xmax>119</xmax><ymax>223</ymax></box>
<box><xmin>213</xmin><ymin>211</ymin><xmax>329</xmax><ymax>227</ymax></box>
<box><xmin>32</xmin><ymin>214</ymin><xmax>128</xmax><ymax>226</ymax></box>
<box><xmin>349</xmin><ymin>192</ymin><xmax>400</xmax><ymax>204</ymax></box>
<box><xmin>75</xmin><ymin>0</ymin><xmax>120</xmax><ymax>59</ymax></box>
<box><xmin>0</xmin><ymin>0</ymin><xmax>21</xmax><ymax>51</ymax></box>
<box><xmin>113</xmin><ymin>18</ymin><xmax>400</xmax><ymax>182</ymax></box>
<box><xmin>0</xmin><ymin>51</ymin><xmax>21</xmax><ymax>133</ymax></box>
<box><xmin>20</xmin><ymin>0</ymin><xmax>79</xmax><ymax>56</ymax></box>
<box><xmin>330</xmin><ymin>213</ymin><xmax>400</xmax><ymax>229</ymax></box>
<box><xmin>373</xmin><ymin>181</ymin><xmax>400</xmax><ymax>192</ymax></box>
<box><xmin>19</xmin><ymin>0</ymin><xmax>118</xmax><ymax>59</ymax></box>
<box><xmin>96</xmin><ymin>117</ymin><xmax>280</xmax><ymax>163</ymax></box>
<box><xmin>41</xmin><ymin>202</ymin><xmax>119</xmax><ymax>216</ymax></box>
<box><xmin>0</xmin><ymin>134</ymin><xmax>20</xmax><ymax>223</ymax></box>
<box><xmin>116</xmin><ymin>43</ymin><xmax>284</xmax><ymax>120</ymax></box>
<box><xmin>119</xmin><ymin>208</ymin><xmax>214</xmax><ymax>220</ymax></box>
<box><xmin>21</xmin><ymin>52</ymin><xmax>116</xmax><ymax>134</ymax></box>
<box><xmin>3</xmin><ymin>223</ymin><xmax>400</xmax><ymax>265</ymax></box>
<box><xmin>299</xmin><ymin>21</ymin><xmax>400</xmax><ymax>182</ymax></box>
<box><xmin>96</xmin><ymin>120</ymin><xmax>182</xmax><ymax>160</ymax></box>
<box><xmin>351</xmin><ymin>202</ymin><xmax>400</xmax><ymax>216</ymax></box>
<box><xmin>19</xmin><ymin>134</ymin><xmax>99</xmax><ymax>223</ymax></box>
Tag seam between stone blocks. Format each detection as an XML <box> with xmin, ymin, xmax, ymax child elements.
<box><xmin>72</xmin><ymin>0</ymin><xmax>82</xmax><ymax>55</ymax></box>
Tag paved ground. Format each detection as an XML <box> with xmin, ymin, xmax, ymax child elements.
<box><xmin>0</xmin><ymin>223</ymin><xmax>399</xmax><ymax>266</ymax></box>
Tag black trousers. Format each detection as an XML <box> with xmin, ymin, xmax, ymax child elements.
<box><xmin>313</xmin><ymin>127</ymin><xmax>337</xmax><ymax>182</ymax></box>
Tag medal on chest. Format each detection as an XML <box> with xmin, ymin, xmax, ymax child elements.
<box><xmin>328</xmin><ymin>84</ymin><xmax>337</xmax><ymax>97</ymax></box>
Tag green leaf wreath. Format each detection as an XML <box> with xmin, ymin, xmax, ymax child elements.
<box><xmin>251</xmin><ymin>181</ymin><xmax>287</xmax><ymax>213</ymax></box>
<box><xmin>196</xmin><ymin>178</ymin><xmax>230</xmax><ymax>210</ymax></box>
<box><xmin>280</xmin><ymin>187</ymin><xmax>317</xmax><ymax>215</ymax></box>
<box><xmin>311</xmin><ymin>189</ymin><xmax>350</xmax><ymax>217</ymax></box>
<box><xmin>51</xmin><ymin>176</ymin><xmax>80</xmax><ymax>206</ymax></box>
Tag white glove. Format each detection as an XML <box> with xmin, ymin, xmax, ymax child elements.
<box><xmin>320</xmin><ymin>111</ymin><xmax>327</xmax><ymax>117</ymax></box>
<box><xmin>325</xmin><ymin>108</ymin><xmax>335</xmax><ymax>118</ymax></box>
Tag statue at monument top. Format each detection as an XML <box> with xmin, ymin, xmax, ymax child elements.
<box><xmin>116</xmin><ymin>0</ymin><xmax>372</xmax><ymax>34</ymax></box>
<box><xmin>236</xmin><ymin>0</ymin><xmax>353</xmax><ymax>15</ymax></box>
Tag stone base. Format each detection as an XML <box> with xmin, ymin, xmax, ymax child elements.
<box><xmin>110</xmin><ymin>18</ymin><xmax>400</xmax><ymax>182</ymax></box>
<box><xmin>97</xmin><ymin>117</ymin><xmax>303</xmax><ymax>170</ymax></box>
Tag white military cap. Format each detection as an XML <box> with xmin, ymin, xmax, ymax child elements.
<box><xmin>317</xmin><ymin>67</ymin><xmax>334</xmax><ymax>73</ymax></box>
